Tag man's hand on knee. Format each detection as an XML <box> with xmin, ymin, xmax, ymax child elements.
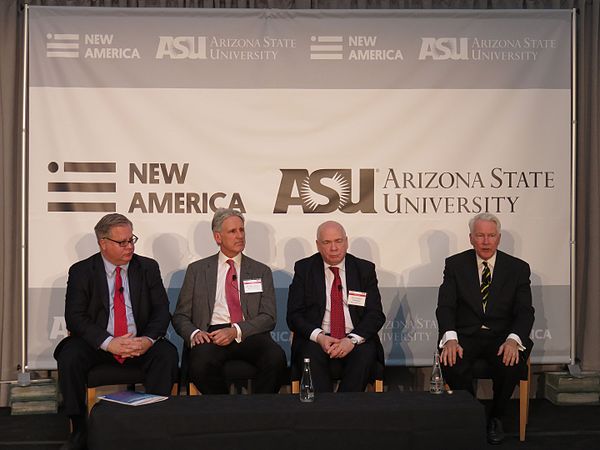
<box><xmin>497</xmin><ymin>338</ymin><xmax>519</xmax><ymax>366</ymax></box>
<box><xmin>440</xmin><ymin>339</ymin><xmax>463</xmax><ymax>367</ymax></box>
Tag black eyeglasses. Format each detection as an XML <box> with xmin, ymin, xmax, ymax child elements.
<box><xmin>103</xmin><ymin>235</ymin><xmax>138</xmax><ymax>247</ymax></box>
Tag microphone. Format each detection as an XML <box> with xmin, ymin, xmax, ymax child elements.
<box><xmin>232</xmin><ymin>274</ymin><xmax>237</xmax><ymax>281</ymax></box>
<box><xmin>337</xmin><ymin>284</ymin><xmax>343</xmax><ymax>291</ymax></box>
<box><xmin>119</xmin><ymin>287</ymin><xmax>124</xmax><ymax>294</ymax></box>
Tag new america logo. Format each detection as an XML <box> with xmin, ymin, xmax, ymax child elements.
<box><xmin>45</xmin><ymin>161</ymin><xmax>244</xmax><ymax>214</ymax></box>
<box><xmin>45</xmin><ymin>33</ymin><xmax>140</xmax><ymax>59</ymax></box>
<box><xmin>310</xmin><ymin>35</ymin><xmax>404</xmax><ymax>61</ymax></box>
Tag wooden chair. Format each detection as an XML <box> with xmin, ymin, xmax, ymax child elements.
<box><xmin>86</xmin><ymin>363</ymin><xmax>178</xmax><ymax>414</ymax></box>
<box><xmin>181</xmin><ymin>346</ymin><xmax>259</xmax><ymax>395</ymax></box>
<box><xmin>187</xmin><ymin>359</ymin><xmax>259</xmax><ymax>395</ymax></box>
<box><xmin>290</xmin><ymin>359</ymin><xmax>384</xmax><ymax>394</ymax></box>
<box><xmin>470</xmin><ymin>357</ymin><xmax>531</xmax><ymax>442</ymax></box>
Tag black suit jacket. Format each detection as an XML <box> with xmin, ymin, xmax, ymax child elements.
<box><xmin>63</xmin><ymin>252</ymin><xmax>171</xmax><ymax>349</ymax></box>
<box><xmin>287</xmin><ymin>252</ymin><xmax>386</xmax><ymax>362</ymax></box>
<box><xmin>436</xmin><ymin>249</ymin><xmax>534</xmax><ymax>346</ymax></box>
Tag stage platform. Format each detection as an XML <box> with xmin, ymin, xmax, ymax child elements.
<box><xmin>88</xmin><ymin>391</ymin><xmax>486</xmax><ymax>450</ymax></box>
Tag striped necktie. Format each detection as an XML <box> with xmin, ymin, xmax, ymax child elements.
<box><xmin>481</xmin><ymin>261</ymin><xmax>491</xmax><ymax>312</ymax></box>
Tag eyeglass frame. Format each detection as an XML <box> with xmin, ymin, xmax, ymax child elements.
<box><xmin>102</xmin><ymin>234</ymin><xmax>138</xmax><ymax>247</ymax></box>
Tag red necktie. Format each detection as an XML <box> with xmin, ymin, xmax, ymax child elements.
<box><xmin>113</xmin><ymin>266</ymin><xmax>127</xmax><ymax>363</ymax></box>
<box><xmin>225</xmin><ymin>259</ymin><xmax>243</xmax><ymax>323</ymax></box>
<box><xmin>329</xmin><ymin>266</ymin><xmax>346</xmax><ymax>339</ymax></box>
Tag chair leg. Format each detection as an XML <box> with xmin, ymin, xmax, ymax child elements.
<box><xmin>519</xmin><ymin>379</ymin><xmax>529</xmax><ymax>441</ymax></box>
<box><xmin>86</xmin><ymin>387</ymin><xmax>97</xmax><ymax>416</ymax></box>
<box><xmin>375</xmin><ymin>379</ymin><xmax>384</xmax><ymax>393</ymax></box>
<box><xmin>171</xmin><ymin>383</ymin><xmax>179</xmax><ymax>396</ymax></box>
<box><xmin>188</xmin><ymin>382</ymin><xmax>200</xmax><ymax>396</ymax></box>
<box><xmin>526</xmin><ymin>358</ymin><xmax>532</xmax><ymax>424</ymax></box>
<box><xmin>291</xmin><ymin>380</ymin><xmax>299</xmax><ymax>394</ymax></box>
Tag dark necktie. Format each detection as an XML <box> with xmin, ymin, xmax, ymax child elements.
<box><xmin>481</xmin><ymin>261</ymin><xmax>491</xmax><ymax>312</ymax></box>
<box><xmin>113</xmin><ymin>266</ymin><xmax>127</xmax><ymax>363</ymax></box>
<box><xmin>225</xmin><ymin>259</ymin><xmax>243</xmax><ymax>323</ymax></box>
<box><xmin>329</xmin><ymin>266</ymin><xmax>345</xmax><ymax>339</ymax></box>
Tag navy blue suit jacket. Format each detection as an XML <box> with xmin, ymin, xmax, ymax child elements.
<box><xmin>62</xmin><ymin>252</ymin><xmax>171</xmax><ymax>350</ymax></box>
<box><xmin>287</xmin><ymin>252</ymin><xmax>386</xmax><ymax>362</ymax></box>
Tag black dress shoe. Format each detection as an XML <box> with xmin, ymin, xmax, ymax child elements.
<box><xmin>60</xmin><ymin>429</ymin><xmax>87</xmax><ymax>450</ymax></box>
<box><xmin>487</xmin><ymin>417</ymin><xmax>505</xmax><ymax>445</ymax></box>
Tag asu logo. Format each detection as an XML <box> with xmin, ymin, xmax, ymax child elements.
<box><xmin>273</xmin><ymin>169</ymin><xmax>376</xmax><ymax>214</ymax></box>
<box><xmin>155</xmin><ymin>36</ymin><xmax>207</xmax><ymax>59</ymax></box>
<box><xmin>418</xmin><ymin>38</ymin><xmax>469</xmax><ymax>60</ymax></box>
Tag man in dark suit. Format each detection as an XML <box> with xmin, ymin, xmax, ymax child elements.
<box><xmin>54</xmin><ymin>213</ymin><xmax>178</xmax><ymax>450</ymax></box>
<box><xmin>287</xmin><ymin>221</ymin><xmax>385</xmax><ymax>392</ymax></box>
<box><xmin>436</xmin><ymin>212</ymin><xmax>535</xmax><ymax>445</ymax></box>
<box><xmin>172</xmin><ymin>208</ymin><xmax>286</xmax><ymax>394</ymax></box>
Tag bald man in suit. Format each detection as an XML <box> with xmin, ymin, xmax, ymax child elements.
<box><xmin>287</xmin><ymin>221</ymin><xmax>385</xmax><ymax>392</ymax></box>
<box><xmin>173</xmin><ymin>208</ymin><xmax>286</xmax><ymax>394</ymax></box>
<box><xmin>436</xmin><ymin>213</ymin><xmax>534</xmax><ymax>445</ymax></box>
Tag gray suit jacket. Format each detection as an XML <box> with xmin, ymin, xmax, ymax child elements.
<box><xmin>172</xmin><ymin>253</ymin><xmax>277</xmax><ymax>346</ymax></box>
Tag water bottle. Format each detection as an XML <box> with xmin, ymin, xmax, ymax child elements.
<box><xmin>300</xmin><ymin>357</ymin><xmax>315</xmax><ymax>402</ymax></box>
<box><xmin>429</xmin><ymin>350</ymin><xmax>444</xmax><ymax>394</ymax></box>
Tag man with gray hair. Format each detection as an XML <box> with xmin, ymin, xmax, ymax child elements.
<box><xmin>436</xmin><ymin>213</ymin><xmax>535</xmax><ymax>445</ymax></box>
<box><xmin>173</xmin><ymin>208</ymin><xmax>286</xmax><ymax>394</ymax></box>
<box><xmin>54</xmin><ymin>213</ymin><xmax>178</xmax><ymax>450</ymax></box>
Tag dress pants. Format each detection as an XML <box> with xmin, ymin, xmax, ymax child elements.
<box><xmin>441</xmin><ymin>329</ymin><xmax>530</xmax><ymax>418</ymax></box>
<box><xmin>294</xmin><ymin>339</ymin><xmax>377</xmax><ymax>392</ymax></box>
<box><xmin>54</xmin><ymin>335</ymin><xmax>179</xmax><ymax>417</ymax></box>
<box><xmin>188</xmin><ymin>331</ymin><xmax>287</xmax><ymax>394</ymax></box>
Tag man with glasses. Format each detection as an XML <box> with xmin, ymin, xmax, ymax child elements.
<box><xmin>436</xmin><ymin>213</ymin><xmax>534</xmax><ymax>445</ymax></box>
<box><xmin>54</xmin><ymin>213</ymin><xmax>178</xmax><ymax>450</ymax></box>
<box><xmin>287</xmin><ymin>221</ymin><xmax>385</xmax><ymax>392</ymax></box>
<box><xmin>173</xmin><ymin>208</ymin><xmax>286</xmax><ymax>394</ymax></box>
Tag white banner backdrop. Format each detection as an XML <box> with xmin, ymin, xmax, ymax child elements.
<box><xmin>27</xmin><ymin>7</ymin><xmax>572</xmax><ymax>368</ymax></box>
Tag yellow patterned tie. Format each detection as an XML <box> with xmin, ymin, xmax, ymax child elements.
<box><xmin>481</xmin><ymin>261</ymin><xmax>491</xmax><ymax>312</ymax></box>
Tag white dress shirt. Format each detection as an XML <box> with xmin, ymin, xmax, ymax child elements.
<box><xmin>309</xmin><ymin>258</ymin><xmax>364</xmax><ymax>344</ymax></box>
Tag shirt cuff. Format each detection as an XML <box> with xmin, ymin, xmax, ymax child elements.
<box><xmin>347</xmin><ymin>333</ymin><xmax>365</xmax><ymax>345</ymax></box>
<box><xmin>143</xmin><ymin>336</ymin><xmax>155</xmax><ymax>345</ymax></box>
<box><xmin>100</xmin><ymin>336</ymin><xmax>112</xmax><ymax>351</ymax></box>
<box><xmin>233</xmin><ymin>323</ymin><xmax>242</xmax><ymax>343</ymax></box>
<box><xmin>190</xmin><ymin>329</ymin><xmax>200</xmax><ymax>348</ymax></box>
<box><xmin>439</xmin><ymin>330</ymin><xmax>458</xmax><ymax>349</ymax></box>
<box><xmin>310</xmin><ymin>328</ymin><xmax>324</xmax><ymax>343</ymax></box>
<box><xmin>507</xmin><ymin>333</ymin><xmax>526</xmax><ymax>351</ymax></box>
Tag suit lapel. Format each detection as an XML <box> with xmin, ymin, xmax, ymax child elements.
<box><xmin>486</xmin><ymin>250</ymin><xmax>507</xmax><ymax>314</ymax></box>
<box><xmin>239</xmin><ymin>254</ymin><xmax>251</xmax><ymax>315</ymax></box>
<box><xmin>127</xmin><ymin>255</ymin><xmax>142</xmax><ymax>323</ymax></box>
<box><xmin>344</xmin><ymin>254</ymin><xmax>361</xmax><ymax>323</ymax></box>
<box><xmin>93</xmin><ymin>253</ymin><xmax>110</xmax><ymax>315</ymax></box>
<box><xmin>205</xmin><ymin>254</ymin><xmax>219</xmax><ymax>317</ymax></box>
<box><xmin>313</xmin><ymin>254</ymin><xmax>327</xmax><ymax>318</ymax></box>
<box><xmin>463</xmin><ymin>250</ymin><xmax>484</xmax><ymax>314</ymax></box>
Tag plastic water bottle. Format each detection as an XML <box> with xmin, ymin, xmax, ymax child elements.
<box><xmin>300</xmin><ymin>357</ymin><xmax>315</xmax><ymax>402</ymax></box>
<box><xmin>429</xmin><ymin>350</ymin><xmax>444</xmax><ymax>394</ymax></box>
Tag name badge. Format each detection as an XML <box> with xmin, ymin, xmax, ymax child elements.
<box><xmin>243</xmin><ymin>279</ymin><xmax>263</xmax><ymax>294</ymax></box>
<box><xmin>347</xmin><ymin>290</ymin><xmax>367</xmax><ymax>307</ymax></box>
